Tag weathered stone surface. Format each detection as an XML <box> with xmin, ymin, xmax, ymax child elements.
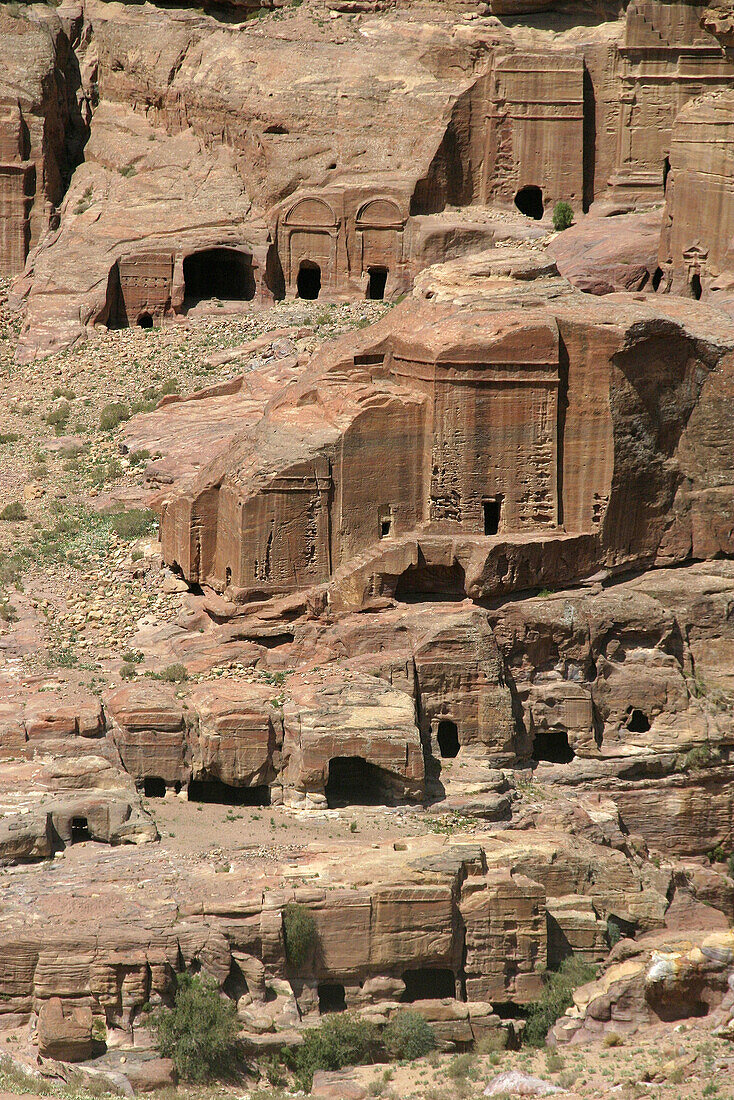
<box><xmin>283</xmin><ymin>667</ymin><xmax>424</xmax><ymax>803</ymax></box>
<box><xmin>0</xmin><ymin>6</ymin><xmax>85</xmax><ymax>279</ymax></box>
<box><xmin>311</xmin><ymin>1071</ymin><xmax>368</xmax><ymax>1100</ymax></box>
<box><xmin>37</xmin><ymin>998</ymin><xmax>94</xmax><ymax>1062</ymax></box>
<box><xmin>158</xmin><ymin>254</ymin><xmax>734</xmax><ymax>619</ymax></box>
<box><xmin>549</xmin><ymin>210</ymin><xmax>662</xmax><ymax>295</ymax></box>
<box><xmin>659</xmin><ymin>90</ymin><xmax>734</xmax><ymax>303</ymax></box>
<box><xmin>552</xmin><ymin>930</ymin><xmax>734</xmax><ymax>1044</ymax></box>
<box><xmin>105</xmin><ymin>683</ymin><xmax>189</xmax><ymax>788</ymax></box>
<box><xmin>189</xmin><ymin>681</ymin><xmax>277</xmax><ymax>788</ymax></box>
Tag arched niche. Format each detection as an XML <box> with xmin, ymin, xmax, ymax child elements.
<box><xmin>284</xmin><ymin>197</ymin><xmax>337</xmax><ymax>228</ymax></box>
<box><xmin>355</xmin><ymin>197</ymin><xmax>405</xmax><ymax>288</ymax></box>
<box><xmin>283</xmin><ymin>196</ymin><xmax>339</xmax><ymax>294</ymax></box>
<box><xmin>355</xmin><ymin>197</ymin><xmax>404</xmax><ymax>229</ymax></box>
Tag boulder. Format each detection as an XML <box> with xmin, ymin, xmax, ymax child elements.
<box><xmin>37</xmin><ymin>999</ymin><xmax>94</xmax><ymax>1062</ymax></box>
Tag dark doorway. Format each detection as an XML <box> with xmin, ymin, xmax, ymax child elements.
<box><xmin>367</xmin><ymin>267</ymin><xmax>388</xmax><ymax>300</ymax></box>
<box><xmin>297</xmin><ymin>261</ymin><xmax>321</xmax><ymax>300</ymax></box>
<box><xmin>183</xmin><ymin>249</ymin><xmax>255</xmax><ymax>304</ymax></box>
<box><xmin>514</xmin><ymin>186</ymin><xmax>544</xmax><ymax>220</ymax></box>
<box><xmin>325</xmin><ymin>757</ymin><xmax>389</xmax><ymax>808</ymax></box>
<box><xmin>70</xmin><ymin>816</ymin><xmax>91</xmax><ymax>843</ymax></box>
<box><xmin>143</xmin><ymin>776</ymin><xmax>167</xmax><ymax>798</ymax></box>
<box><xmin>223</xmin><ymin>960</ymin><xmax>249</xmax><ymax>1002</ymax></box>
<box><xmin>533</xmin><ymin>730</ymin><xmax>575</xmax><ymax>764</ymax></box>
<box><xmin>105</xmin><ymin>263</ymin><xmax>128</xmax><ymax>329</ymax></box>
<box><xmin>187</xmin><ymin>779</ymin><xmax>271</xmax><ymax>805</ymax></box>
<box><xmin>663</xmin><ymin>156</ymin><xmax>671</xmax><ymax>194</ymax></box>
<box><xmin>483</xmin><ymin>498</ymin><xmax>502</xmax><ymax>535</ymax></box>
<box><xmin>380</xmin><ymin>518</ymin><xmax>392</xmax><ymax>538</ymax></box>
<box><xmin>437</xmin><ymin>720</ymin><xmax>460</xmax><ymax>759</ymax></box>
<box><xmin>625</xmin><ymin>707</ymin><xmax>650</xmax><ymax>733</ymax></box>
<box><xmin>652</xmin><ymin>267</ymin><xmax>663</xmax><ymax>291</ymax></box>
<box><xmin>318</xmin><ymin>982</ymin><xmax>347</xmax><ymax>1014</ymax></box>
<box><xmin>395</xmin><ymin>552</ymin><xmax>466</xmax><ymax>602</ymax></box>
<box><xmin>690</xmin><ymin>273</ymin><xmax>702</xmax><ymax>300</ymax></box>
<box><xmin>137</xmin><ymin>312</ymin><xmax>153</xmax><ymax>329</ymax></box>
<box><xmin>401</xmin><ymin>968</ymin><xmax>455</xmax><ymax>1002</ymax></box>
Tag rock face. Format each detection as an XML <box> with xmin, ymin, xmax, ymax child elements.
<box><xmin>37</xmin><ymin>998</ymin><xmax>94</xmax><ymax>1062</ymax></box>
<box><xmin>279</xmin><ymin>669</ymin><xmax>423</xmax><ymax>806</ymax></box>
<box><xmin>552</xmin><ymin>930</ymin><xmax>734</xmax><ymax>1044</ymax></box>
<box><xmin>158</xmin><ymin>252</ymin><xmax>734</xmax><ymax>607</ymax></box>
<box><xmin>0</xmin><ymin>827</ymin><xmax>674</xmax><ymax>1041</ymax></box>
<box><xmin>6</xmin><ymin>0</ymin><xmax>734</xmax><ymax>358</ymax></box>
<box><xmin>549</xmin><ymin>210</ymin><xmax>662</xmax><ymax>295</ymax></box>
<box><xmin>659</xmin><ymin>90</ymin><xmax>734</xmax><ymax>301</ymax></box>
<box><xmin>2</xmin><ymin>0</ymin><xmax>734</xmax><ymax>1080</ymax></box>
<box><xmin>0</xmin><ymin>5</ymin><xmax>87</xmax><ymax>279</ymax></box>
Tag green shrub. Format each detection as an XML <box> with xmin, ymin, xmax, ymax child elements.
<box><xmin>283</xmin><ymin>903</ymin><xmax>318</xmax><ymax>971</ymax></box>
<box><xmin>552</xmin><ymin>202</ymin><xmax>574</xmax><ymax>232</ymax></box>
<box><xmin>524</xmin><ymin>956</ymin><xmax>597</xmax><ymax>1047</ymax></box>
<box><xmin>46</xmin><ymin>646</ymin><xmax>78</xmax><ymax>669</ymax></box>
<box><xmin>129</xmin><ymin>448</ymin><xmax>151</xmax><ymax>466</ymax></box>
<box><xmin>0</xmin><ymin>597</ymin><xmax>17</xmax><ymax>623</ymax></box>
<box><xmin>109</xmin><ymin>508</ymin><xmax>156</xmax><ymax>540</ymax></box>
<box><xmin>447</xmin><ymin>1054</ymin><xmax>477</xmax><ymax>1081</ymax></box>
<box><xmin>46</xmin><ymin>403</ymin><xmax>70</xmax><ymax>428</ymax></box>
<box><xmin>0</xmin><ymin>502</ymin><xmax>27</xmax><ymax>522</ymax></box>
<box><xmin>154</xmin><ymin>663</ymin><xmax>188</xmax><ymax>683</ymax></box>
<box><xmin>122</xmin><ymin>648</ymin><xmax>144</xmax><ymax>664</ymax></box>
<box><xmin>120</xmin><ymin>663</ymin><xmax>137</xmax><ymax>681</ymax></box>
<box><xmin>287</xmin><ymin>1013</ymin><xmax>378</xmax><ymax>1091</ymax></box>
<box><xmin>99</xmin><ymin>402</ymin><xmax>131</xmax><ymax>431</ymax></box>
<box><xmin>685</xmin><ymin>742</ymin><xmax>718</xmax><ymax>771</ymax></box>
<box><xmin>0</xmin><ymin>432</ymin><xmax>19</xmax><ymax>444</ymax></box>
<box><xmin>382</xmin><ymin>1010</ymin><xmax>435</xmax><ymax>1061</ymax></box>
<box><xmin>606</xmin><ymin>918</ymin><xmax>622</xmax><ymax>947</ymax></box>
<box><xmin>152</xmin><ymin>973</ymin><xmax>240</xmax><ymax>1082</ymax></box>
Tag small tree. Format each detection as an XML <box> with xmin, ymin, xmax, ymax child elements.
<box><xmin>524</xmin><ymin>956</ymin><xmax>597</xmax><ymax>1046</ymax></box>
<box><xmin>0</xmin><ymin>502</ymin><xmax>27</xmax><ymax>522</ymax></box>
<box><xmin>382</xmin><ymin>1010</ymin><xmax>435</xmax><ymax>1060</ymax></box>
<box><xmin>152</xmin><ymin>973</ymin><xmax>240</xmax><ymax>1082</ymax></box>
<box><xmin>288</xmin><ymin>1013</ymin><xmax>379</xmax><ymax>1091</ymax></box>
<box><xmin>283</xmin><ymin>902</ymin><xmax>318</xmax><ymax>971</ymax></box>
<box><xmin>552</xmin><ymin>202</ymin><xmax>574</xmax><ymax>232</ymax></box>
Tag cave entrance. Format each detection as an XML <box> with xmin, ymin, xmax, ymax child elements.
<box><xmin>690</xmin><ymin>272</ymin><xmax>702</xmax><ymax>300</ymax></box>
<box><xmin>143</xmin><ymin>776</ymin><xmax>167</xmax><ymax>798</ymax></box>
<box><xmin>70</xmin><ymin>816</ymin><xmax>91</xmax><ymax>843</ymax></box>
<box><xmin>514</xmin><ymin>186</ymin><xmax>544</xmax><ymax>220</ymax></box>
<box><xmin>533</xmin><ymin>730</ymin><xmax>575</xmax><ymax>764</ymax></box>
<box><xmin>318</xmin><ymin>982</ymin><xmax>347</xmax><ymax>1014</ymax></box>
<box><xmin>624</xmin><ymin>707</ymin><xmax>650</xmax><ymax>733</ymax></box>
<box><xmin>137</xmin><ymin>312</ymin><xmax>153</xmax><ymax>329</ymax></box>
<box><xmin>367</xmin><ymin>266</ymin><xmax>388</xmax><ymax>300</ymax></box>
<box><xmin>187</xmin><ymin>779</ymin><xmax>271</xmax><ymax>805</ymax></box>
<box><xmin>437</xmin><ymin>720</ymin><xmax>460</xmax><ymax>759</ymax></box>
<box><xmin>183</xmin><ymin>248</ymin><xmax>255</xmax><ymax>305</ymax></box>
<box><xmin>652</xmin><ymin>267</ymin><xmax>663</xmax><ymax>291</ymax></box>
<box><xmin>401</xmin><ymin>968</ymin><xmax>456</xmax><ymax>1002</ymax></box>
<box><xmin>297</xmin><ymin>261</ymin><xmax>321</xmax><ymax>300</ymax></box>
<box><xmin>395</xmin><ymin>551</ymin><xmax>466</xmax><ymax>602</ymax></box>
<box><xmin>325</xmin><ymin>757</ymin><xmax>390</xmax><ymax>808</ymax></box>
<box><xmin>663</xmin><ymin>156</ymin><xmax>671</xmax><ymax>194</ymax></box>
<box><xmin>483</xmin><ymin>497</ymin><xmax>502</xmax><ymax>536</ymax></box>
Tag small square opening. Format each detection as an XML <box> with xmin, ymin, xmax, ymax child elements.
<box><xmin>380</xmin><ymin>518</ymin><xmax>392</xmax><ymax>539</ymax></box>
<box><xmin>483</xmin><ymin>498</ymin><xmax>502</xmax><ymax>536</ymax></box>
